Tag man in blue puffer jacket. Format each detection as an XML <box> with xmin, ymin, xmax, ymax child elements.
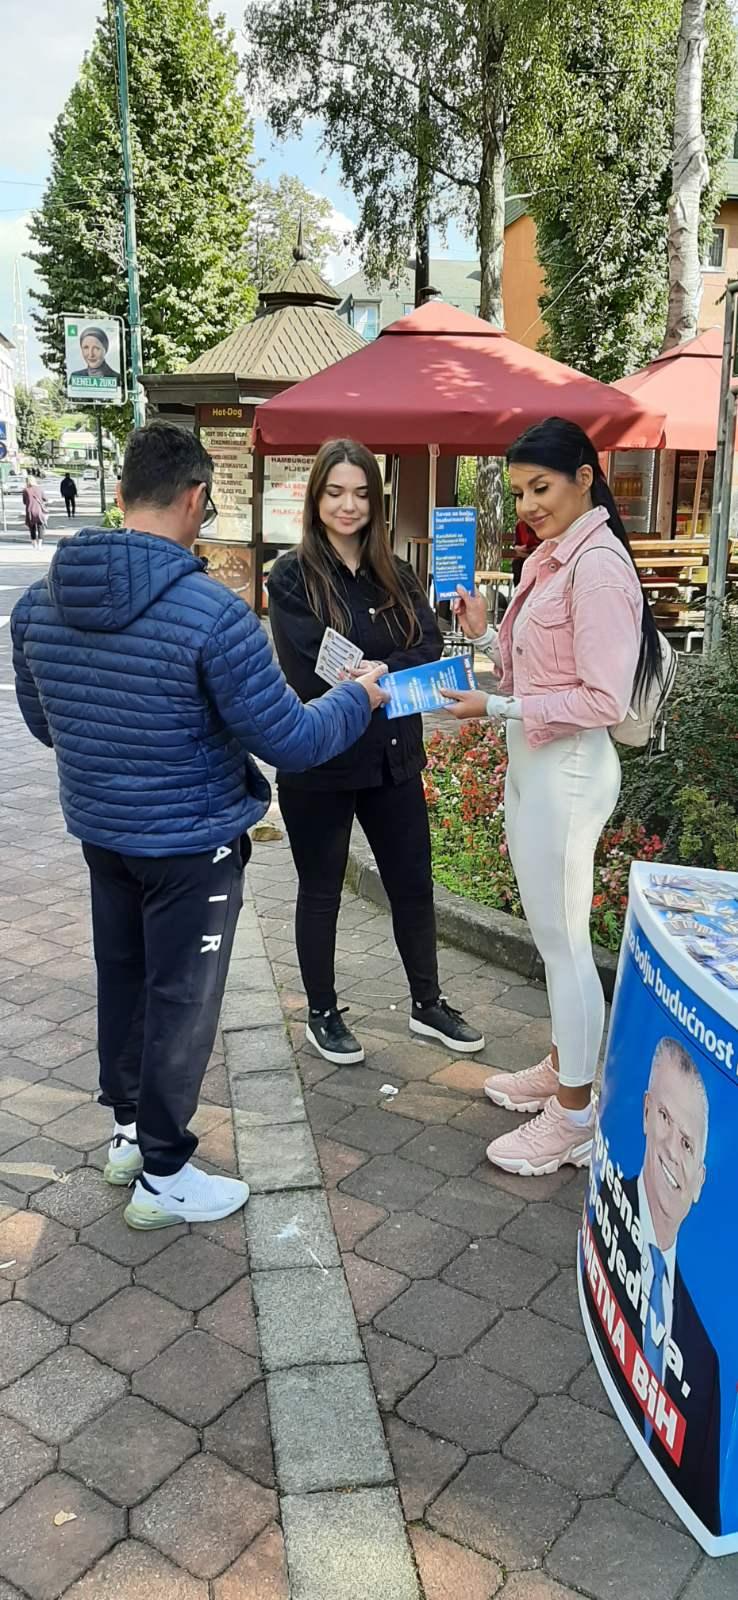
<box><xmin>11</xmin><ymin>421</ymin><xmax>387</xmax><ymax>1230</ymax></box>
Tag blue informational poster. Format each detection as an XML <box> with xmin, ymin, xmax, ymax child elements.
<box><xmin>432</xmin><ymin>507</ymin><xmax>477</xmax><ymax>600</ymax></box>
<box><xmin>380</xmin><ymin>654</ymin><xmax>477</xmax><ymax>719</ymax></box>
<box><xmin>578</xmin><ymin>862</ymin><xmax>738</xmax><ymax>1556</ymax></box>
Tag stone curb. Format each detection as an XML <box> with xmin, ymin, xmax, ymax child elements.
<box><xmin>345</xmin><ymin>827</ymin><xmax>619</xmax><ymax>1001</ymax></box>
<box><xmin>222</xmin><ymin>882</ymin><xmax>422</xmax><ymax>1600</ymax></box>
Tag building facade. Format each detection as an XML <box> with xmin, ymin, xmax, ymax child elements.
<box><xmin>0</xmin><ymin>334</ymin><xmax>18</xmax><ymax>465</ymax></box>
<box><xmin>698</xmin><ymin>156</ymin><xmax>738</xmax><ymax>334</ymax></box>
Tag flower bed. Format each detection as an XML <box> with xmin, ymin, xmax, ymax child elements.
<box><xmin>423</xmin><ymin>721</ymin><xmax>664</xmax><ymax>953</ymax></box>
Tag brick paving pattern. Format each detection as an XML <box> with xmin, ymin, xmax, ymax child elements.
<box><xmin>0</xmin><ymin>582</ymin><xmax>735</xmax><ymax>1595</ymax></box>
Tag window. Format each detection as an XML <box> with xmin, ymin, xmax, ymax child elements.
<box><xmin>733</xmin><ymin>124</ymin><xmax>738</xmax><ymax>160</ymax></box>
<box><xmin>403</xmin><ymin>303</ymin><xmax>415</xmax><ymax>316</ymax></box>
<box><xmin>354</xmin><ymin>302</ymin><xmax>380</xmax><ymax>340</ymax></box>
<box><xmin>706</xmin><ymin>227</ymin><xmax>726</xmax><ymax>271</ymax></box>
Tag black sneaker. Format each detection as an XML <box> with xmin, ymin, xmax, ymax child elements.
<box><xmin>410</xmin><ymin>997</ymin><xmax>485</xmax><ymax>1053</ymax></box>
<box><xmin>306</xmin><ymin>1007</ymin><xmax>365</xmax><ymax>1065</ymax></box>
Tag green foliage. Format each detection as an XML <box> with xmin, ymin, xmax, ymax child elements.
<box><xmin>244</xmin><ymin>0</ymin><xmax>570</xmax><ymax>298</ymax></box>
<box><xmin>617</xmin><ymin>623</ymin><xmax>738</xmax><ymax>862</ymax></box>
<box><xmin>674</xmin><ymin>787</ymin><xmax>738</xmax><ymax>870</ymax></box>
<box><xmin>29</xmin><ymin>0</ymin><xmax>256</xmax><ymax>430</ymax></box>
<box><xmin>529</xmin><ymin>0</ymin><xmax>738</xmax><ymax>377</ymax></box>
<box><xmin>15</xmin><ymin>386</ymin><xmax>44</xmax><ymax>458</ymax></box>
<box><xmin>247</xmin><ymin>176</ymin><xmax>339</xmax><ymax>289</ymax></box>
<box><xmin>100</xmin><ymin>505</ymin><xmax>124</xmax><ymax>529</ymax></box>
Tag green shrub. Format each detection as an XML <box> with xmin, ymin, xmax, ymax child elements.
<box><xmin>100</xmin><ymin>505</ymin><xmax>123</xmax><ymax>529</ymax></box>
<box><xmin>616</xmin><ymin>622</ymin><xmax>738</xmax><ymax>860</ymax></box>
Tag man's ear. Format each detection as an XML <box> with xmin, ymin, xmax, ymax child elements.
<box><xmin>114</xmin><ymin>483</ymin><xmax>124</xmax><ymax>513</ymax></box>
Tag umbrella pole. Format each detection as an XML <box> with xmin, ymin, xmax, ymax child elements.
<box><xmin>428</xmin><ymin>443</ymin><xmax>439</xmax><ymax>599</ymax></box>
<box><xmin>691</xmin><ymin>451</ymin><xmax>705</xmax><ymax>537</ymax></box>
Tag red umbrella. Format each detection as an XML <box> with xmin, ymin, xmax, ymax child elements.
<box><xmin>613</xmin><ymin>328</ymin><xmax>723</xmax><ymax>451</ymax></box>
<box><xmin>252</xmin><ymin>301</ymin><xmax>665</xmax><ymax>455</ymax></box>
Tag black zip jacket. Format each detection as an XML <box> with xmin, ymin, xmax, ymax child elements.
<box><xmin>268</xmin><ymin>548</ymin><xmax>443</xmax><ymax>790</ymax></box>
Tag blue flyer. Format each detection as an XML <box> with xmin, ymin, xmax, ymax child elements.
<box><xmin>380</xmin><ymin>654</ymin><xmax>477</xmax><ymax>718</ymax></box>
<box><xmin>432</xmin><ymin>507</ymin><xmax>477</xmax><ymax>600</ymax></box>
<box><xmin>578</xmin><ymin>862</ymin><xmax>738</xmax><ymax>1557</ymax></box>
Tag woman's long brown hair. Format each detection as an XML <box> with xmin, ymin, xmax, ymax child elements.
<box><xmin>299</xmin><ymin>439</ymin><xmax>421</xmax><ymax>647</ymax></box>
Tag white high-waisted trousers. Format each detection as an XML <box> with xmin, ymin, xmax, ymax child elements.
<box><xmin>504</xmin><ymin>721</ymin><xmax>621</xmax><ymax>1088</ymax></box>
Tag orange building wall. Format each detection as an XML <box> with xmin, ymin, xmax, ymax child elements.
<box><xmin>503</xmin><ymin>214</ymin><xmax>546</xmax><ymax>349</ymax></box>
<box><xmin>699</xmin><ymin>199</ymin><xmax>738</xmax><ymax>333</ymax></box>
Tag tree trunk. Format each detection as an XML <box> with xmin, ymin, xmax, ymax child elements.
<box><xmin>662</xmin><ymin>0</ymin><xmax>709</xmax><ymax>352</ymax></box>
<box><xmin>476</xmin><ymin>108</ymin><xmax>506</xmax><ymax>570</ymax></box>
<box><xmin>414</xmin><ymin>75</ymin><xmax>431</xmax><ymax>307</ymax></box>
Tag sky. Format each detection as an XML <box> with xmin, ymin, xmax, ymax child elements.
<box><xmin>0</xmin><ymin>0</ymin><xmax>471</xmax><ymax>382</ymax></box>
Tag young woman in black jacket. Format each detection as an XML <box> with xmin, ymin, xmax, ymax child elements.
<box><xmin>268</xmin><ymin>438</ymin><xmax>484</xmax><ymax>1065</ymax></box>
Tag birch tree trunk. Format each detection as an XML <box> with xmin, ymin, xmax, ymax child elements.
<box><xmin>475</xmin><ymin>105</ymin><xmax>506</xmax><ymax>571</ymax></box>
<box><xmin>662</xmin><ymin>0</ymin><xmax>709</xmax><ymax>351</ymax></box>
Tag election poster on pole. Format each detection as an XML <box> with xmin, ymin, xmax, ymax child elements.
<box><xmin>63</xmin><ymin>314</ymin><xmax>125</xmax><ymax>405</ymax></box>
<box><xmin>578</xmin><ymin>862</ymin><xmax>738</xmax><ymax>1555</ymax></box>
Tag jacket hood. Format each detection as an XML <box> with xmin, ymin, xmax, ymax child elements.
<box><xmin>47</xmin><ymin>528</ymin><xmax>203</xmax><ymax>632</ymax></box>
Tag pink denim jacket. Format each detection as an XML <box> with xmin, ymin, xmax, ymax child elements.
<box><xmin>497</xmin><ymin>506</ymin><xmax>643</xmax><ymax>748</ymax></box>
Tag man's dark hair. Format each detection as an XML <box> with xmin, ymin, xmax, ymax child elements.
<box><xmin>121</xmin><ymin>421</ymin><xmax>214</xmax><ymax>509</ymax></box>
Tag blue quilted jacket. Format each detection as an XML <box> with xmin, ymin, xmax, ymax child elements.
<box><xmin>11</xmin><ymin>528</ymin><xmax>370</xmax><ymax>856</ymax></box>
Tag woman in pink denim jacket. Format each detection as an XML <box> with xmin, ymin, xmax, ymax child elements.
<box><xmin>444</xmin><ymin>418</ymin><xmax>663</xmax><ymax>1179</ymax></box>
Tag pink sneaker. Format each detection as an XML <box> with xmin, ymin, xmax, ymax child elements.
<box><xmin>486</xmin><ymin>1096</ymin><xmax>593</xmax><ymax>1176</ymax></box>
<box><xmin>484</xmin><ymin>1054</ymin><xmax>558</xmax><ymax>1113</ymax></box>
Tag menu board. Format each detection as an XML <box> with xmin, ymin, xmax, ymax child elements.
<box><xmin>199</xmin><ymin>408</ymin><xmax>253</xmax><ymax>544</ymax></box>
<box><xmin>263</xmin><ymin>454</ymin><xmax>312</xmax><ymax>545</ymax></box>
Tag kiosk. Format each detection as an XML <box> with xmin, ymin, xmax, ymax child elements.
<box><xmin>578</xmin><ymin>862</ymin><xmax>738</xmax><ymax>1556</ymax></box>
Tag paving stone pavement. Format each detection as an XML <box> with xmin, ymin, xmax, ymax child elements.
<box><xmin>0</xmin><ymin>660</ymin><xmax>732</xmax><ymax>1597</ymax></box>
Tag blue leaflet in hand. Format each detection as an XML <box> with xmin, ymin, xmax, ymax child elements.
<box><xmin>432</xmin><ymin>507</ymin><xmax>477</xmax><ymax>600</ymax></box>
<box><xmin>380</xmin><ymin>654</ymin><xmax>477</xmax><ymax>719</ymax></box>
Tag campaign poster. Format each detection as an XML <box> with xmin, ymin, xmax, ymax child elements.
<box><xmin>64</xmin><ymin>315</ymin><xmax>123</xmax><ymax>404</ymax></box>
<box><xmin>432</xmin><ymin>507</ymin><xmax>477</xmax><ymax>600</ymax></box>
<box><xmin>578</xmin><ymin>862</ymin><xmax>738</xmax><ymax>1556</ymax></box>
<box><xmin>198</xmin><ymin>405</ymin><xmax>253</xmax><ymax>544</ymax></box>
<box><xmin>263</xmin><ymin>455</ymin><xmax>312</xmax><ymax>545</ymax></box>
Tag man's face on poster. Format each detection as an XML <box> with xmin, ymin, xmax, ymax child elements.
<box><xmin>642</xmin><ymin>1051</ymin><xmax>707</xmax><ymax>1249</ymax></box>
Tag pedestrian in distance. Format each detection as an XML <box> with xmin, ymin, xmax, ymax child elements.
<box><xmin>60</xmin><ymin>473</ymin><xmax>77</xmax><ymax>518</ymax></box>
<box><xmin>443</xmin><ymin>416</ymin><xmax>665</xmax><ymax>1177</ymax></box>
<box><xmin>267</xmin><ymin>437</ymin><xmax>485</xmax><ymax>1066</ymax></box>
<box><xmin>11</xmin><ymin>421</ymin><xmax>388</xmax><ymax>1230</ymax></box>
<box><xmin>22</xmin><ymin>477</ymin><xmax>47</xmax><ymax>547</ymax></box>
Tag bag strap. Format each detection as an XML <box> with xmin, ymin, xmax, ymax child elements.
<box><xmin>570</xmin><ymin>544</ymin><xmax>632</xmax><ymax>591</ymax></box>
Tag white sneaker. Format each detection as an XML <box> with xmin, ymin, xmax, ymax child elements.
<box><xmin>124</xmin><ymin>1163</ymin><xmax>250</xmax><ymax>1230</ymax></box>
<box><xmin>103</xmin><ymin>1131</ymin><xmax>144</xmax><ymax>1187</ymax></box>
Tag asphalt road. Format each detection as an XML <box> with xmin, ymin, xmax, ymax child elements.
<box><xmin>0</xmin><ymin>474</ymin><xmax>116</xmax><ymax>547</ymax></box>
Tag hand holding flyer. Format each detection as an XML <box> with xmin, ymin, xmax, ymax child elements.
<box><xmin>315</xmin><ymin>627</ymin><xmax>364</xmax><ymax>686</ymax></box>
<box><xmin>379</xmin><ymin>655</ymin><xmax>477</xmax><ymax>718</ymax></box>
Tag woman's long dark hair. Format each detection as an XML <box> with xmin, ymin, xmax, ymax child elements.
<box><xmin>300</xmin><ymin>439</ymin><xmax>421</xmax><ymax>647</ymax></box>
<box><xmin>507</xmin><ymin>417</ymin><xmax>662</xmax><ymax>699</ymax></box>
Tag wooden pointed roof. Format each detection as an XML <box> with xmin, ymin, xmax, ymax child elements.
<box><xmin>185</xmin><ymin>243</ymin><xmax>364</xmax><ymax>383</ymax></box>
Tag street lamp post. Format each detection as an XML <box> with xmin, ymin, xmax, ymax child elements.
<box><xmin>705</xmin><ymin>279</ymin><xmax>738</xmax><ymax>652</ymax></box>
<box><xmin>113</xmin><ymin>0</ymin><xmax>146</xmax><ymax>429</ymax></box>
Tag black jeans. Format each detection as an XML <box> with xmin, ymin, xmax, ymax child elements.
<box><xmin>278</xmin><ymin>775</ymin><xmax>439</xmax><ymax>1012</ymax></box>
<box><xmin>83</xmin><ymin>838</ymin><xmax>247</xmax><ymax>1175</ymax></box>
<box><xmin>64</xmin><ymin>497</ymin><xmax>76</xmax><ymax>518</ymax></box>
